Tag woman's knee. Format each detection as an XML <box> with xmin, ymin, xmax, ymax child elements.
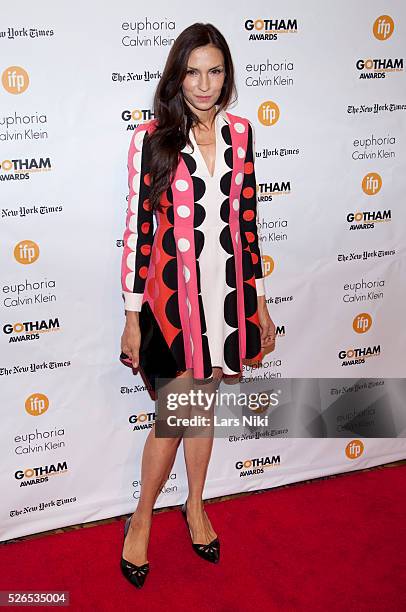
<box><xmin>151</xmin><ymin>421</ymin><xmax>184</xmax><ymax>443</ymax></box>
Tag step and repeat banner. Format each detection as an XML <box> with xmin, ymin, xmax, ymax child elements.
<box><xmin>1</xmin><ymin>0</ymin><xmax>405</xmax><ymax>540</ymax></box>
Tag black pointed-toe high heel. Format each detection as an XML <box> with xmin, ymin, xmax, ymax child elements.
<box><xmin>120</xmin><ymin>515</ymin><xmax>150</xmax><ymax>589</ymax></box>
<box><xmin>181</xmin><ymin>501</ymin><xmax>220</xmax><ymax>564</ymax></box>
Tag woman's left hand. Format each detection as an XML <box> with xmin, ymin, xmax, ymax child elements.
<box><xmin>257</xmin><ymin>296</ymin><xmax>276</xmax><ymax>352</ymax></box>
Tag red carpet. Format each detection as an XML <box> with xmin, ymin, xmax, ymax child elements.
<box><xmin>1</xmin><ymin>465</ymin><xmax>405</xmax><ymax>611</ymax></box>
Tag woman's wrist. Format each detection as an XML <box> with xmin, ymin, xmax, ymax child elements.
<box><xmin>125</xmin><ymin>310</ymin><xmax>140</xmax><ymax>324</ymax></box>
<box><xmin>257</xmin><ymin>295</ymin><xmax>267</xmax><ymax>309</ymax></box>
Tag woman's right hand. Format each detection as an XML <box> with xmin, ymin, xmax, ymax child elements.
<box><xmin>121</xmin><ymin>312</ymin><xmax>141</xmax><ymax>368</ymax></box>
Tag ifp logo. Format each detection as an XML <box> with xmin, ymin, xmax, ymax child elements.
<box><xmin>262</xmin><ymin>254</ymin><xmax>274</xmax><ymax>277</ymax></box>
<box><xmin>14</xmin><ymin>240</ymin><xmax>40</xmax><ymax>264</ymax></box>
<box><xmin>353</xmin><ymin>313</ymin><xmax>372</xmax><ymax>334</ymax></box>
<box><xmin>373</xmin><ymin>15</ymin><xmax>394</xmax><ymax>40</ymax></box>
<box><xmin>257</xmin><ymin>100</ymin><xmax>280</xmax><ymax>126</ymax></box>
<box><xmin>362</xmin><ymin>172</ymin><xmax>382</xmax><ymax>195</ymax></box>
<box><xmin>345</xmin><ymin>439</ymin><xmax>364</xmax><ymax>459</ymax></box>
<box><xmin>2</xmin><ymin>66</ymin><xmax>29</xmax><ymax>94</ymax></box>
<box><xmin>25</xmin><ymin>393</ymin><xmax>49</xmax><ymax>416</ymax></box>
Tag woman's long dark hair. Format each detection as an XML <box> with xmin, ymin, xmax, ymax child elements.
<box><xmin>148</xmin><ymin>22</ymin><xmax>237</xmax><ymax>211</ymax></box>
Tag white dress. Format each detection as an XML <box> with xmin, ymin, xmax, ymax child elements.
<box><xmin>187</xmin><ymin>113</ymin><xmax>229</xmax><ymax>368</ymax></box>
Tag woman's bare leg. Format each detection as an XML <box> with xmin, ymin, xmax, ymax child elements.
<box><xmin>122</xmin><ymin>368</ymin><xmax>193</xmax><ymax>566</ymax></box>
<box><xmin>182</xmin><ymin>367</ymin><xmax>223</xmax><ymax>544</ymax></box>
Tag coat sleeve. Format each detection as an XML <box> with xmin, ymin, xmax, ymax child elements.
<box><xmin>121</xmin><ymin>126</ymin><xmax>155</xmax><ymax>312</ymax></box>
<box><xmin>239</xmin><ymin>120</ymin><xmax>265</xmax><ymax>297</ymax></box>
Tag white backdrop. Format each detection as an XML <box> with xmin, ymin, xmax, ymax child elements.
<box><xmin>1</xmin><ymin>0</ymin><xmax>405</xmax><ymax>540</ymax></box>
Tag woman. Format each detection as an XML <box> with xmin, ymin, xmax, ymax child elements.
<box><xmin>120</xmin><ymin>22</ymin><xmax>276</xmax><ymax>588</ymax></box>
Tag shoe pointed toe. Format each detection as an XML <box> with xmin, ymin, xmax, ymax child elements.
<box><xmin>120</xmin><ymin>515</ymin><xmax>150</xmax><ymax>589</ymax></box>
<box><xmin>120</xmin><ymin>558</ymin><xmax>149</xmax><ymax>588</ymax></box>
<box><xmin>181</xmin><ymin>503</ymin><xmax>221</xmax><ymax>564</ymax></box>
<box><xmin>193</xmin><ymin>537</ymin><xmax>220</xmax><ymax>563</ymax></box>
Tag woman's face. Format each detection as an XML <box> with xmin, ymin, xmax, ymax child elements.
<box><xmin>182</xmin><ymin>44</ymin><xmax>225</xmax><ymax>113</ymax></box>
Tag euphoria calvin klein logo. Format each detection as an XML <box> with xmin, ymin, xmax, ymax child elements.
<box><xmin>25</xmin><ymin>393</ymin><xmax>49</xmax><ymax>416</ymax></box>
<box><xmin>257</xmin><ymin>100</ymin><xmax>280</xmax><ymax>126</ymax></box>
<box><xmin>1</xmin><ymin>65</ymin><xmax>29</xmax><ymax>94</ymax></box>
<box><xmin>121</xmin><ymin>18</ymin><xmax>176</xmax><ymax>48</ymax></box>
<box><xmin>373</xmin><ymin>15</ymin><xmax>394</xmax><ymax>40</ymax></box>
<box><xmin>14</xmin><ymin>240</ymin><xmax>40</xmax><ymax>264</ymax></box>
